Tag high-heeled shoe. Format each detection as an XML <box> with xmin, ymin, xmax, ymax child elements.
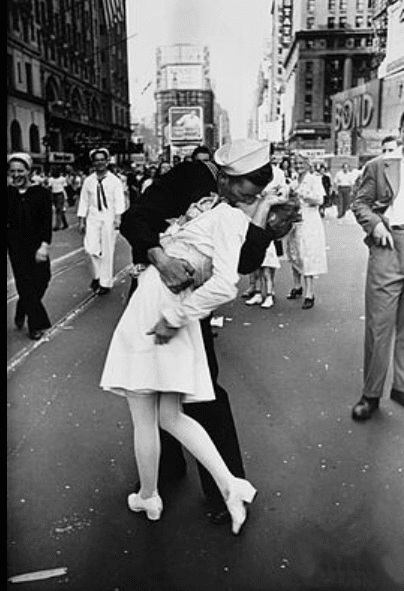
<box><xmin>302</xmin><ymin>296</ymin><xmax>315</xmax><ymax>309</ymax></box>
<box><xmin>127</xmin><ymin>492</ymin><xmax>163</xmax><ymax>521</ymax></box>
<box><xmin>286</xmin><ymin>287</ymin><xmax>303</xmax><ymax>299</ymax></box>
<box><xmin>224</xmin><ymin>478</ymin><xmax>257</xmax><ymax>535</ymax></box>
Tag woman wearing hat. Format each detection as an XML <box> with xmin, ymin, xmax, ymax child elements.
<box><xmin>285</xmin><ymin>152</ymin><xmax>328</xmax><ymax>309</ymax></box>
<box><xmin>7</xmin><ymin>153</ymin><xmax>53</xmax><ymax>340</ymax></box>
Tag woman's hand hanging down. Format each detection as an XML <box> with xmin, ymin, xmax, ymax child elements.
<box><xmin>146</xmin><ymin>317</ymin><xmax>178</xmax><ymax>344</ymax></box>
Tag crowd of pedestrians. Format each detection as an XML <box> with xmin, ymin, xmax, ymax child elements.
<box><xmin>7</xmin><ymin>121</ymin><xmax>403</xmax><ymax>537</ymax></box>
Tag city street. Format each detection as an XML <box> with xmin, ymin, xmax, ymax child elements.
<box><xmin>7</xmin><ymin>208</ymin><xmax>404</xmax><ymax>591</ymax></box>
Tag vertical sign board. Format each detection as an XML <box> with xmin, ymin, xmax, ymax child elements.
<box><xmin>169</xmin><ymin>106</ymin><xmax>204</xmax><ymax>142</ymax></box>
<box><xmin>281</xmin><ymin>0</ymin><xmax>293</xmax><ymax>49</ymax></box>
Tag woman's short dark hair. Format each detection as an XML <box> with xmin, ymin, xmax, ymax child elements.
<box><xmin>242</xmin><ymin>162</ymin><xmax>273</xmax><ymax>188</ymax></box>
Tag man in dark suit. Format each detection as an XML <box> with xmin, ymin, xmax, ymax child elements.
<box><xmin>120</xmin><ymin>139</ymin><xmax>292</xmax><ymax>524</ymax></box>
<box><xmin>351</xmin><ymin>113</ymin><xmax>404</xmax><ymax>420</ymax></box>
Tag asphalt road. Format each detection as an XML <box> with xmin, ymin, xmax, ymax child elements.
<box><xmin>7</xmin><ymin>207</ymin><xmax>404</xmax><ymax>591</ymax></box>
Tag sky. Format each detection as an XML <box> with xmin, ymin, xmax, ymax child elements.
<box><xmin>125</xmin><ymin>0</ymin><xmax>270</xmax><ymax>139</ymax></box>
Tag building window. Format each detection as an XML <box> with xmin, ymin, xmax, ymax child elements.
<box><xmin>307</xmin><ymin>0</ymin><xmax>315</xmax><ymax>13</ymax></box>
<box><xmin>356</xmin><ymin>0</ymin><xmax>364</xmax><ymax>10</ymax></box>
<box><xmin>368</xmin><ymin>0</ymin><xmax>373</xmax><ymax>8</ymax></box>
<box><xmin>339</xmin><ymin>16</ymin><xmax>348</xmax><ymax>28</ymax></box>
<box><xmin>355</xmin><ymin>15</ymin><xmax>364</xmax><ymax>28</ymax></box>
<box><xmin>29</xmin><ymin>124</ymin><xmax>40</xmax><ymax>153</ymax></box>
<box><xmin>10</xmin><ymin>120</ymin><xmax>23</xmax><ymax>152</ymax></box>
<box><xmin>328</xmin><ymin>16</ymin><xmax>335</xmax><ymax>29</ymax></box>
<box><xmin>7</xmin><ymin>54</ymin><xmax>14</xmax><ymax>89</ymax></box>
<box><xmin>328</xmin><ymin>0</ymin><xmax>336</xmax><ymax>9</ymax></box>
<box><xmin>17</xmin><ymin>62</ymin><xmax>22</xmax><ymax>84</ymax></box>
<box><xmin>306</xmin><ymin>16</ymin><xmax>315</xmax><ymax>29</ymax></box>
<box><xmin>304</xmin><ymin>95</ymin><xmax>313</xmax><ymax>122</ymax></box>
<box><xmin>25</xmin><ymin>63</ymin><xmax>33</xmax><ymax>94</ymax></box>
<box><xmin>367</xmin><ymin>15</ymin><xmax>373</xmax><ymax>27</ymax></box>
<box><xmin>339</xmin><ymin>0</ymin><xmax>347</xmax><ymax>10</ymax></box>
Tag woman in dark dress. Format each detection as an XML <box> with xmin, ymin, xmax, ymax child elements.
<box><xmin>7</xmin><ymin>153</ymin><xmax>53</xmax><ymax>340</ymax></box>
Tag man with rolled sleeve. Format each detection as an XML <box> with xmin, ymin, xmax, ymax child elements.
<box><xmin>351</xmin><ymin>113</ymin><xmax>404</xmax><ymax>420</ymax></box>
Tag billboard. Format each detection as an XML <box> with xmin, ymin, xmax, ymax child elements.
<box><xmin>380</xmin><ymin>0</ymin><xmax>404</xmax><ymax>77</ymax></box>
<box><xmin>169</xmin><ymin>106</ymin><xmax>204</xmax><ymax>142</ymax></box>
<box><xmin>159</xmin><ymin>45</ymin><xmax>205</xmax><ymax>66</ymax></box>
<box><xmin>332</xmin><ymin>79</ymin><xmax>381</xmax><ymax>133</ymax></box>
<box><xmin>164</xmin><ymin>65</ymin><xmax>204</xmax><ymax>90</ymax></box>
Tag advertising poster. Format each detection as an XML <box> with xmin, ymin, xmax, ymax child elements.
<box><xmin>169</xmin><ymin>106</ymin><xmax>204</xmax><ymax>141</ymax></box>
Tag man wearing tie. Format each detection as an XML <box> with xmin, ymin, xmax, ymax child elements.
<box><xmin>351</xmin><ymin>113</ymin><xmax>404</xmax><ymax>420</ymax></box>
<box><xmin>77</xmin><ymin>148</ymin><xmax>126</xmax><ymax>295</ymax></box>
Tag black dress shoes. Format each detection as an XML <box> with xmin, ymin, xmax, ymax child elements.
<box><xmin>90</xmin><ymin>279</ymin><xmax>100</xmax><ymax>292</ymax></box>
<box><xmin>302</xmin><ymin>296</ymin><xmax>315</xmax><ymax>309</ymax></box>
<box><xmin>391</xmin><ymin>388</ymin><xmax>404</xmax><ymax>407</ymax></box>
<box><xmin>98</xmin><ymin>286</ymin><xmax>111</xmax><ymax>295</ymax></box>
<box><xmin>206</xmin><ymin>506</ymin><xmax>231</xmax><ymax>525</ymax></box>
<box><xmin>351</xmin><ymin>396</ymin><xmax>380</xmax><ymax>421</ymax></box>
<box><xmin>28</xmin><ymin>329</ymin><xmax>45</xmax><ymax>341</ymax></box>
<box><xmin>287</xmin><ymin>287</ymin><xmax>303</xmax><ymax>299</ymax></box>
<box><xmin>14</xmin><ymin>315</ymin><xmax>25</xmax><ymax>329</ymax></box>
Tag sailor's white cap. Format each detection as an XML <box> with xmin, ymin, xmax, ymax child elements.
<box><xmin>214</xmin><ymin>139</ymin><xmax>271</xmax><ymax>176</ymax></box>
<box><xmin>89</xmin><ymin>148</ymin><xmax>110</xmax><ymax>161</ymax></box>
<box><xmin>7</xmin><ymin>152</ymin><xmax>33</xmax><ymax>169</ymax></box>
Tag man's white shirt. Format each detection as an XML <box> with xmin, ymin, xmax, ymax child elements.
<box><xmin>384</xmin><ymin>147</ymin><xmax>404</xmax><ymax>227</ymax></box>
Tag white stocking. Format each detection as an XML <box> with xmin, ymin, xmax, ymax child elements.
<box><xmin>127</xmin><ymin>392</ymin><xmax>160</xmax><ymax>499</ymax></box>
<box><xmin>159</xmin><ymin>393</ymin><xmax>234</xmax><ymax>497</ymax></box>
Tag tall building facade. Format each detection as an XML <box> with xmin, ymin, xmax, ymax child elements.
<box><xmin>331</xmin><ymin>0</ymin><xmax>403</xmax><ymax>161</ymax></box>
<box><xmin>154</xmin><ymin>43</ymin><xmax>216</xmax><ymax>160</ymax></box>
<box><xmin>283</xmin><ymin>0</ymin><xmax>386</xmax><ymax>154</ymax></box>
<box><xmin>7</xmin><ymin>0</ymin><xmax>131</xmax><ymax>169</ymax></box>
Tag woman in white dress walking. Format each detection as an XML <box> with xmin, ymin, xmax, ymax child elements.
<box><xmin>285</xmin><ymin>153</ymin><xmax>327</xmax><ymax>309</ymax></box>
<box><xmin>100</xmin><ymin>185</ymin><xmax>274</xmax><ymax>535</ymax></box>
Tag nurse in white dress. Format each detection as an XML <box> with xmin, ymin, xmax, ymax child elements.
<box><xmin>100</xmin><ymin>177</ymin><xmax>274</xmax><ymax>533</ymax></box>
<box><xmin>285</xmin><ymin>153</ymin><xmax>327</xmax><ymax>309</ymax></box>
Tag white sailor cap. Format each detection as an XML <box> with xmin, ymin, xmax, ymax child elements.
<box><xmin>89</xmin><ymin>147</ymin><xmax>110</xmax><ymax>161</ymax></box>
<box><xmin>7</xmin><ymin>152</ymin><xmax>33</xmax><ymax>169</ymax></box>
<box><xmin>214</xmin><ymin>139</ymin><xmax>271</xmax><ymax>176</ymax></box>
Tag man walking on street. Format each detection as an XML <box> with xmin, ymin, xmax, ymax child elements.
<box><xmin>351</xmin><ymin>113</ymin><xmax>404</xmax><ymax>420</ymax></box>
<box><xmin>334</xmin><ymin>162</ymin><xmax>354</xmax><ymax>219</ymax></box>
<box><xmin>77</xmin><ymin>148</ymin><xmax>126</xmax><ymax>295</ymax></box>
